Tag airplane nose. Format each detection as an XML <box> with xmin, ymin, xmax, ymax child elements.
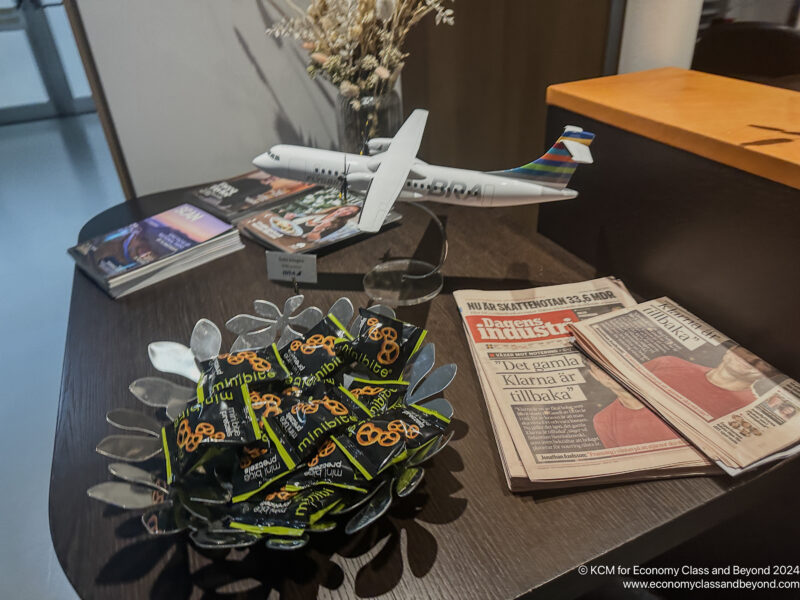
<box><xmin>252</xmin><ymin>151</ymin><xmax>273</xmax><ymax>171</ymax></box>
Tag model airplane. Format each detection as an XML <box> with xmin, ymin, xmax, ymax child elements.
<box><xmin>253</xmin><ymin>109</ymin><xmax>594</xmax><ymax>233</ymax></box>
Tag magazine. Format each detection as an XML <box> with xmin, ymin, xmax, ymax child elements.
<box><xmin>68</xmin><ymin>203</ymin><xmax>243</xmax><ymax>298</ymax></box>
<box><xmin>454</xmin><ymin>279</ymin><xmax>713</xmax><ymax>491</ymax></box>
<box><xmin>238</xmin><ymin>187</ymin><xmax>400</xmax><ymax>254</ymax></box>
<box><xmin>191</xmin><ymin>171</ymin><xmax>316</xmax><ymax>221</ymax></box>
<box><xmin>571</xmin><ymin>298</ymin><xmax>800</xmax><ymax>475</ymax></box>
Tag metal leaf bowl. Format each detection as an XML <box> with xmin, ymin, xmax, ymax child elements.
<box><xmin>88</xmin><ymin>296</ymin><xmax>456</xmax><ymax>551</ymax></box>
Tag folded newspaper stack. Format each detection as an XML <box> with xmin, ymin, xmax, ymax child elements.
<box><xmin>570</xmin><ymin>298</ymin><xmax>800</xmax><ymax>476</ymax></box>
<box><xmin>454</xmin><ymin>279</ymin><xmax>714</xmax><ymax>492</ymax></box>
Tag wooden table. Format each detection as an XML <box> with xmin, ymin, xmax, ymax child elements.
<box><xmin>51</xmin><ymin>191</ymin><xmax>800</xmax><ymax>599</ymax></box>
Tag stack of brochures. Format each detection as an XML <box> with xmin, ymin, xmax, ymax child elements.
<box><xmin>68</xmin><ymin>203</ymin><xmax>243</xmax><ymax>298</ymax></box>
<box><xmin>455</xmin><ymin>278</ymin><xmax>800</xmax><ymax>491</ymax></box>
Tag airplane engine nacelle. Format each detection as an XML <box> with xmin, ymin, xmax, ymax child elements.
<box><xmin>366</xmin><ymin>138</ymin><xmax>392</xmax><ymax>155</ymax></box>
<box><xmin>346</xmin><ymin>173</ymin><xmax>374</xmax><ymax>191</ymax></box>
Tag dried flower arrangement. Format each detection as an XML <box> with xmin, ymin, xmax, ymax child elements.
<box><xmin>269</xmin><ymin>0</ymin><xmax>455</xmax><ymax>111</ymax></box>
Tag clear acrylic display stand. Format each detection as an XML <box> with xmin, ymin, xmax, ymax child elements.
<box><xmin>363</xmin><ymin>202</ymin><xmax>447</xmax><ymax>306</ymax></box>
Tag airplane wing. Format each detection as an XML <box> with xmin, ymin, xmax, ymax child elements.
<box><xmin>358</xmin><ymin>109</ymin><xmax>428</xmax><ymax>232</ymax></box>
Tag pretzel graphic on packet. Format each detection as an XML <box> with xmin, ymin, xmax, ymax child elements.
<box><xmin>344</xmin><ymin>378</ymin><xmax>409</xmax><ymax>416</ymax></box>
<box><xmin>161</xmin><ymin>383</ymin><xmax>267</xmax><ymax>485</ymax></box>
<box><xmin>263</xmin><ymin>487</ymin><xmax>297</xmax><ymax>502</ymax></box>
<box><xmin>197</xmin><ymin>345</ymin><xmax>287</xmax><ymax>403</ymax></box>
<box><xmin>280</xmin><ymin>314</ymin><xmax>353</xmax><ymax>389</ymax></box>
<box><xmin>177</xmin><ymin>419</ymin><xmax>226</xmax><ymax>452</ymax></box>
<box><xmin>249</xmin><ymin>389</ymin><xmax>283</xmax><ymax>418</ymax></box>
<box><xmin>328</xmin><ymin>417</ymin><xmax>408</xmax><ymax>482</ymax></box>
<box><xmin>387</xmin><ymin>419</ymin><xmax>420</xmax><ymax>439</ymax></box>
<box><xmin>217</xmin><ymin>350</ymin><xmax>273</xmax><ymax>371</ymax></box>
<box><xmin>377</xmin><ymin>340</ymin><xmax>401</xmax><ymax>366</ymax></box>
<box><xmin>341</xmin><ymin>308</ymin><xmax>427</xmax><ymax>379</ymax></box>
<box><xmin>308</xmin><ymin>440</ymin><xmax>336</xmax><ymax>467</ymax></box>
<box><xmin>239</xmin><ymin>444</ymin><xmax>269</xmax><ymax>469</ymax></box>
<box><xmin>363</xmin><ymin>318</ymin><xmax>401</xmax><ymax>365</ymax></box>
<box><xmin>289</xmin><ymin>334</ymin><xmax>337</xmax><ymax>357</ymax></box>
<box><xmin>355</xmin><ymin>422</ymin><xmax>402</xmax><ymax>447</ymax></box>
<box><xmin>349</xmin><ymin>385</ymin><xmax>384</xmax><ymax>397</ymax></box>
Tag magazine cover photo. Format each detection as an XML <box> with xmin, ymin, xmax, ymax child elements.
<box><xmin>239</xmin><ymin>187</ymin><xmax>397</xmax><ymax>253</ymax></box>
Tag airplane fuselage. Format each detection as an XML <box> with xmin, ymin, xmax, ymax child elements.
<box><xmin>255</xmin><ymin>145</ymin><xmax>576</xmax><ymax>207</ymax></box>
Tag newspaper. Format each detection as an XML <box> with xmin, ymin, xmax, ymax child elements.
<box><xmin>571</xmin><ymin>298</ymin><xmax>800</xmax><ymax>475</ymax></box>
<box><xmin>454</xmin><ymin>280</ymin><xmax>713</xmax><ymax>491</ymax></box>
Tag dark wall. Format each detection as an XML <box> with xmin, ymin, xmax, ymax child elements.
<box><xmin>401</xmin><ymin>1</ymin><xmax>612</xmax><ymax>171</ymax></box>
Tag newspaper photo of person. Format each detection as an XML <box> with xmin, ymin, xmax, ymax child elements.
<box><xmin>644</xmin><ymin>345</ymin><xmax>777</xmax><ymax>420</ymax></box>
<box><xmin>570</xmin><ymin>297</ymin><xmax>800</xmax><ymax>474</ymax></box>
<box><xmin>764</xmin><ymin>394</ymin><xmax>797</xmax><ymax>422</ymax></box>
<box><xmin>588</xmin><ymin>361</ymin><xmax>679</xmax><ymax>449</ymax></box>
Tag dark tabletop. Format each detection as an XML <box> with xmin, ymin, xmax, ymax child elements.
<box><xmin>51</xmin><ymin>191</ymin><xmax>799</xmax><ymax>599</ymax></box>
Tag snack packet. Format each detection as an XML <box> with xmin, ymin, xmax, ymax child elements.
<box><xmin>246</xmin><ymin>383</ymin><xmax>302</xmax><ymax>421</ymax></box>
<box><xmin>229</xmin><ymin>440</ymin><xmax>297</xmax><ymax>503</ymax></box>
<box><xmin>226</xmin><ymin>485</ymin><xmax>343</xmax><ymax>536</ymax></box>
<box><xmin>161</xmin><ymin>383</ymin><xmax>263</xmax><ymax>484</ymax></box>
<box><xmin>280</xmin><ymin>314</ymin><xmax>354</xmax><ymax>388</ymax></box>
<box><xmin>335</xmin><ymin>402</ymin><xmax>452</xmax><ymax>480</ymax></box>
<box><xmin>224</xmin><ymin>385</ymin><xmax>302</xmax><ymax>502</ymax></box>
<box><xmin>284</xmin><ymin>438</ymin><xmax>371</xmax><ymax>494</ymax></box>
<box><xmin>197</xmin><ymin>346</ymin><xmax>289</xmax><ymax>403</ymax></box>
<box><xmin>340</xmin><ymin>309</ymin><xmax>426</xmax><ymax>379</ymax></box>
<box><xmin>335</xmin><ymin>418</ymin><xmax>409</xmax><ymax>479</ymax></box>
<box><xmin>228</xmin><ymin>383</ymin><xmax>372</xmax><ymax>502</ymax></box>
<box><xmin>345</xmin><ymin>377</ymin><xmax>408</xmax><ymax>416</ymax></box>
<box><xmin>385</xmin><ymin>403</ymin><xmax>451</xmax><ymax>451</ymax></box>
<box><xmin>260</xmin><ymin>383</ymin><xmax>372</xmax><ymax>461</ymax></box>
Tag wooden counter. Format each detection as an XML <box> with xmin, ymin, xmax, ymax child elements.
<box><xmin>539</xmin><ymin>68</ymin><xmax>800</xmax><ymax>380</ymax></box>
<box><xmin>547</xmin><ymin>67</ymin><xmax>800</xmax><ymax>189</ymax></box>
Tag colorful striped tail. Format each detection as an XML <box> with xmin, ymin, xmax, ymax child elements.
<box><xmin>490</xmin><ymin>126</ymin><xmax>595</xmax><ymax>189</ymax></box>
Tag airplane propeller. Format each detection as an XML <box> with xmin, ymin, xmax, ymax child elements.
<box><xmin>337</xmin><ymin>154</ymin><xmax>350</xmax><ymax>202</ymax></box>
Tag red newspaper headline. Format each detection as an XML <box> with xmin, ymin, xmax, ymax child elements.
<box><xmin>465</xmin><ymin>309</ymin><xmax>578</xmax><ymax>344</ymax></box>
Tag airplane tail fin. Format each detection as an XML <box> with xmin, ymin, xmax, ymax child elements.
<box><xmin>489</xmin><ymin>126</ymin><xmax>594</xmax><ymax>189</ymax></box>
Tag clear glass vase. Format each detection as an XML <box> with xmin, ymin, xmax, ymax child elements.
<box><xmin>337</xmin><ymin>89</ymin><xmax>403</xmax><ymax>154</ymax></box>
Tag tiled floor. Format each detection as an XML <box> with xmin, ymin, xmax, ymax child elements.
<box><xmin>0</xmin><ymin>113</ymin><xmax>123</xmax><ymax>599</ymax></box>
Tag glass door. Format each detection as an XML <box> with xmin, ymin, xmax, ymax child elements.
<box><xmin>0</xmin><ymin>0</ymin><xmax>93</xmax><ymax>124</ymax></box>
